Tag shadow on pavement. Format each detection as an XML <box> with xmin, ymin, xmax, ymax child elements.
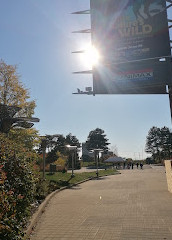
<box><xmin>68</xmin><ymin>185</ymin><xmax>82</xmax><ymax>190</ymax></box>
<box><xmin>91</xmin><ymin>176</ymin><xmax>108</xmax><ymax>181</ymax></box>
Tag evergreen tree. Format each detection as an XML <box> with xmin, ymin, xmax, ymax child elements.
<box><xmin>86</xmin><ymin>128</ymin><xmax>110</xmax><ymax>153</ymax></box>
<box><xmin>145</xmin><ymin>126</ymin><xmax>172</xmax><ymax>162</ymax></box>
<box><xmin>65</xmin><ymin>133</ymin><xmax>80</xmax><ymax>148</ymax></box>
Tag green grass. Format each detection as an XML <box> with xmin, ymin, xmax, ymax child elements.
<box><xmin>45</xmin><ymin>169</ymin><xmax>118</xmax><ymax>187</ymax></box>
<box><xmin>81</xmin><ymin>161</ymin><xmax>112</xmax><ymax>168</ymax></box>
<box><xmin>81</xmin><ymin>161</ymin><xmax>95</xmax><ymax>167</ymax></box>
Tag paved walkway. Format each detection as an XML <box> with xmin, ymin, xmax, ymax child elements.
<box><xmin>29</xmin><ymin>166</ymin><xmax>172</xmax><ymax>240</ymax></box>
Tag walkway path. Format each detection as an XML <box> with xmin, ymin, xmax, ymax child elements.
<box><xmin>29</xmin><ymin>166</ymin><xmax>172</xmax><ymax>240</ymax></box>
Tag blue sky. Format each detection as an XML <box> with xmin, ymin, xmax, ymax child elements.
<box><xmin>0</xmin><ymin>0</ymin><xmax>172</xmax><ymax>159</ymax></box>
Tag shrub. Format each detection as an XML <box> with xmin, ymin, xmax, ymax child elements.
<box><xmin>34</xmin><ymin>179</ymin><xmax>49</xmax><ymax>200</ymax></box>
<box><xmin>0</xmin><ymin>133</ymin><xmax>38</xmax><ymax>240</ymax></box>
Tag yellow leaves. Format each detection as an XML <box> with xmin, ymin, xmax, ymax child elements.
<box><xmin>54</xmin><ymin>152</ymin><xmax>67</xmax><ymax>167</ymax></box>
<box><xmin>9</xmin><ymin>127</ymin><xmax>40</xmax><ymax>150</ymax></box>
<box><xmin>0</xmin><ymin>60</ymin><xmax>35</xmax><ymax>117</ymax></box>
<box><xmin>54</xmin><ymin>158</ymin><xmax>66</xmax><ymax>167</ymax></box>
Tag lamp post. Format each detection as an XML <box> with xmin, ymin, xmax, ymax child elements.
<box><xmin>90</xmin><ymin>149</ymin><xmax>103</xmax><ymax>178</ymax></box>
<box><xmin>41</xmin><ymin>134</ymin><xmax>62</xmax><ymax>180</ymax></box>
<box><xmin>66</xmin><ymin>145</ymin><xmax>77</xmax><ymax>177</ymax></box>
<box><xmin>41</xmin><ymin>138</ymin><xmax>47</xmax><ymax>180</ymax></box>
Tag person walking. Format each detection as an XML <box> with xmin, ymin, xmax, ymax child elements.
<box><xmin>131</xmin><ymin>162</ymin><xmax>134</xmax><ymax>169</ymax></box>
<box><xmin>140</xmin><ymin>162</ymin><xmax>143</xmax><ymax>170</ymax></box>
<box><xmin>136</xmin><ymin>162</ymin><xmax>139</xmax><ymax>169</ymax></box>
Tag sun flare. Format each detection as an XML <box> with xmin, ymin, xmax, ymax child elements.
<box><xmin>80</xmin><ymin>45</ymin><xmax>100</xmax><ymax>69</ymax></box>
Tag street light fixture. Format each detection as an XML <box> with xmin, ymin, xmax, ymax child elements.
<box><xmin>89</xmin><ymin>149</ymin><xmax>103</xmax><ymax>178</ymax></box>
<box><xmin>65</xmin><ymin>145</ymin><xmax>77</xmax><ymax>177</ymax></box>
<box><xmin>0</xmin><ymin>104</ymin><xmax>39</xmax><ymax>133</ymax></box>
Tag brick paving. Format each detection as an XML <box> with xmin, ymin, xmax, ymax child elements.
<box><xmin>29</xmin><ymin>166</ymin><xmax>172</xmax><ymax>240</ymax></box>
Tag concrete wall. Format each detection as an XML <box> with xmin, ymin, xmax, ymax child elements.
<box><xmin>165</xmin><ymin>160</ymin><xmax>172</xmax><ymax>193</ymax></box>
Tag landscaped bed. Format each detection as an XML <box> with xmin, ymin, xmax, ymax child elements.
<box><xmin>44</xmin><ymin>168</ymin><xmax>118</xmax><ymax>189</ymax></box>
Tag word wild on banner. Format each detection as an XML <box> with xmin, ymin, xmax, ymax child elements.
<box><xmin>90</xmin><ymin>0</ymin><xmax>172</xmax><ymax>94</ymax></box>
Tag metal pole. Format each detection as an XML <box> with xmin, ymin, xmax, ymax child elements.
<box><xmin>71</xmin><ymin>151</ymin><xmax>74</xmax><ymax>177</ymax></box>
<box><xmin>74</xmin><ymin>149</ymin><xmax>76</xmax><ymax>167</ymax></box>
<box><xmin>168</xmin><ymin>86</ymin><xmax>172</xmax><ymax>123</ymax></box>
<box><xmin>43</xmin><ymin>146</ymin><xmax>46</xmax><ymax>180</ymax></box>
<box><xmin>97</xmin><ymin>152</ymin><xmax>99</xmax><ymax>178</ymax></box>
<box><xmin>94</xmin><ymin>150</ymin><xmax>96</xmax><ymax>166</ymax></box>
<box><xmin>96</xmin><ymin>151</ymin><xmax>99</xmax><ymax>178</ymax></box>
<box><xmin>42</xmin><ymin>139</ymin><xmax>46</xmax><ymax>180</ymax></box>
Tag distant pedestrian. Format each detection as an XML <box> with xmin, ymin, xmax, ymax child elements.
<box><xmin>123</xmin><ymin>162</ymin><xmax>126</xmax><ymax>169</ymax></box>
<box><xmin>140</xmin><ymin>163</ymin><xmax>143</xmax><ymax>169</ymax></box>
<box><xmin>131</xmin><ymin>163</ymin><xmax>134</xmax><ymax>169</ymax></box>
<box><xmin>136</xmin><ymin>162</ymin><xmax>139</xmax><ymax>169</ymax></box>
<box><xmin>127</xmin><ymin>163</ymin><xmax>130</xmax><ymax>169</ymax></box>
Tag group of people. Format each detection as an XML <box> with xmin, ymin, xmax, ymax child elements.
<box><xmin>123</xmin><ymin>162</ymin><xmax>143</xmax><ymax>170</ymax></box>
<box><xmin>113</xmin><ymin>162</ymin><xmax>144</xmax><ymax>170</ymax></box>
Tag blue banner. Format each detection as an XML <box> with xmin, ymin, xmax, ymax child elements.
<box><xmin>91</xmin><ymin>0</ymin><xmax>171</xmax><ymax>94</ymax></box>
<box><xmin>91</xmin><ymin>0</ymin><xmax>171</xmax><ymax>63</ymax></box>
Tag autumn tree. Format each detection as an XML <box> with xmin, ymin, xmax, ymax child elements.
<box><xmin>0</xmin><ymin>61</ymin><xmax>40</xmax><ymax>239</ymax></box>
<box><xmin>44</xmin><ymin>133</ymin><xmax>81</xmax><ymax>169</ymax></box>
<box><xmin>0</xmin><ymin>60</ymin><xmax>35</xmax><ymax>117</ymax></box>
<box><xmin>45</xmin><ymin>135</ymin><xmax>66</xmax><ymax>164</ymax></box>
<box><xmin>9</xmin><ymin>128</ymin><xmax>40</xmax><ymax>152</ymax></box>
<box><xmin>0</xmin><ymin>60</ymin><xmax>39</xmax><ymax>148</ymax></box>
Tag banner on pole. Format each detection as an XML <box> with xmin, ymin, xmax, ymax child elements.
<box><xmin>90</xmin><ymin>0</ymin><xmax>171</xmax><ymax>94</ymax></box>
<box><xmin>93</xmin><ymin>58</ymin><xmax>171</xmax><ymax>94</ymax></box>
<box><xmin>91</xmin><ymin>0</ymin><xmax>171</xmax><ymax>63</ymax></box>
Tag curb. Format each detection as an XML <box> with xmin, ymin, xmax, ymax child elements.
<box><xmin>25</xmin><ymin>178</ymin><xmax>92</xmax><ymax>239</ymax></box>
<box><xmin>25</xmin><ymin>187</ymin><xmax>66</xmax><ymax>239</ymax></box>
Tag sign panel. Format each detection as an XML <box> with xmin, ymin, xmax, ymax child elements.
<box><xmin>93</xmin><ymin>58</ymin><xmax>171</xmax><ymax>94</ymax></box>
<box><xmin>91</xmin><ymin>0</ymin><xmax>171</xmax><ymax>63</ymax></box>
<box><xmin>90</xmin><ymin>0</ymin><xmax>171</xmax><ymax>94</ymax></box>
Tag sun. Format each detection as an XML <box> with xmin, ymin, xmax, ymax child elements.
<box><xmin>80</xmin><ymin>45</ymin><xmax>100</xmax><ymax>69</ymax></box>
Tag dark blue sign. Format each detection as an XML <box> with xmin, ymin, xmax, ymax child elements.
<box><xmin>90</xmin><ymin>0</ymin><xmax>171</xmax><ymax>94</ymax></box>
<box><xmin>93</xmin><ymin>58</ymin><xmax>171</xmax><ymax>94</ymax></box>
<box><xmin>91</xmin><ymin>0</ymin><xmax>171</xmax><ymax>63</ymax></box>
